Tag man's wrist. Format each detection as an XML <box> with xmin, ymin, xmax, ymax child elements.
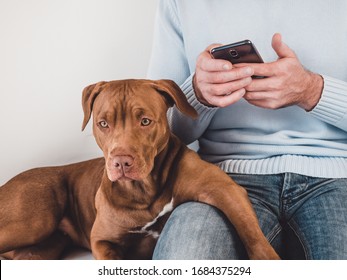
<box><xmin>192</xmin><ymin>74</ymin><xmax>213</xmax><ymax>107</ymax></box>
<box><xmin>300</xmin><ymin>72</ymin><xmax>324</xmax><ymax>111</ymax></box>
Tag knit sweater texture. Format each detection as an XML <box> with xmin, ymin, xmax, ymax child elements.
<box><xmin>147</xmin><ymin>0</ymin><xmax>347</xmax><ymax>178</ymax></box>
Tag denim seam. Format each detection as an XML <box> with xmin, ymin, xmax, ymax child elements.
<box><xmin>267</xmin><ymin>223</ymin><xmax>282</xmax><ymax>245</ymax></box>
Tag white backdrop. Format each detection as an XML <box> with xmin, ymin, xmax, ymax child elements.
<box><xmin>0</xmin><ymin>0</ymin><xmax>158</xmax><ymax>185</ymax></box>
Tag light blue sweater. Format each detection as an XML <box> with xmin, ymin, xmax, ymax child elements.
<box><xmin>147</xmin><ymin>0</ymin><xmax>347</xmax><ymax>178</ymax></box>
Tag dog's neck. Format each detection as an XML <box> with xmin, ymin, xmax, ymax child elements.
<box><xmin>151</xmin><ymin>134</ymin><xmax>184</xmax><ymax>186</ymax></box>
<box><xmin>101</xmin><ymin>135</ymin><xmax>184</xmax><ymax>210</ymax></box>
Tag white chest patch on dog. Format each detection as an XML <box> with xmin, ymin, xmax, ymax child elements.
<box><xmin>129</xmin><ymin>198</ymin><xmax>174</xmax><ymax>239</ymax></box>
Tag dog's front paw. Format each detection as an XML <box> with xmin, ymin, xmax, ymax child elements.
<box><xmin>248</xmin><ymin>243</ymin><xmax>281</xmax><ymax>260</ymax></box>
<box><xmin>91</xmin><ymin>240</ymin><xmax>124</xmax><ymax>260</ymax></box>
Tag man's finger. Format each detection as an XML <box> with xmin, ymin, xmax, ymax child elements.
<box><xmin>271</xmin><ymin>33</ymin><xmax>297</xmax><ymax>59</ymax></box>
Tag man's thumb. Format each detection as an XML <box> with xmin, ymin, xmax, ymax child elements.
<box><xmin>272</xmin><ymin>33</ymin><xmax>296</xmax><ymax>59</ymax></box>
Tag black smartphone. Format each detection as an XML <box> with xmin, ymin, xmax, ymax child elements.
<box><xmin>210</xmin><ymin>39</ymin><xmax>264</xmax><ymax>64</ymax></box>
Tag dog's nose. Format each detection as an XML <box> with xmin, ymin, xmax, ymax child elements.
<box><xmin>113</xmin><ymin>155</ymin><xmax>134</xmax><ymax>170</ymax></box>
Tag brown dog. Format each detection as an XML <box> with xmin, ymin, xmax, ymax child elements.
<box><xmin>0</xmin><ymin>79</ymin><xmax>279</xmax><ymax>260</ymax></box>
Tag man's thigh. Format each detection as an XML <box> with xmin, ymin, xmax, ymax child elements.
<box><xmin>153</xmin><ymin>174</ymin><xmax>284</xmax><ymax>259</ymax></box>
<box><xmin>152</xmin><ymin>202</ymin><xmax>247</xmax><ymax>259</ymax></box>
<box><xmin>288</xmin><ymin>177</ymin><xmax>347</xmax><ymax>260</ymax></box>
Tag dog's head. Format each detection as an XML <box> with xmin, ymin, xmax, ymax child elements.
<box><xmin>81</xmin><ymin>79</ymin><xmax>197</xmax><ymax>182</ymax></box>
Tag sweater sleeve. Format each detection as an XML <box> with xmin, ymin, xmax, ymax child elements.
<box><xmin>310</xmin><ymin>75</ymin><xmax>347</xmax><ymax>132</ymax></box>
<box><xmin>147</xmin><ymin>0</ymin><xmax>218</xmax><ymax>145</ymax></box>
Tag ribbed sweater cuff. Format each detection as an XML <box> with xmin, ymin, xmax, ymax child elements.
<box><xmin>310</xmin><ymin>75</ymin><xmax>347</xmax><ymax>126</ymax></box>
<box><xmin>180</xmin><ymin>74</ymin><xmax>219</xmax><ymax>116</ymax></box>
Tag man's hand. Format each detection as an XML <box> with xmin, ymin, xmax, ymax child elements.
<box><xmin>243</xmin><ymin>33</ymin><xmax>323</xmax><ymax>111</ymax></box>
<box><xmin>193</xmin><ymin>44</ymin><xmax>254</xmax><ymax>107</ymax></box>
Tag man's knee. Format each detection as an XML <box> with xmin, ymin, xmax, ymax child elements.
<box><xmin>153</xmin><ymin>202</ymin><xmax>247</xmax><ymax>259</ymax></box>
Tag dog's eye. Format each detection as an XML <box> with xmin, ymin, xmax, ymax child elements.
<box><xmin>98</xmin><ymin>120</ymin><xmax>109</xmax><ymax>128</ymax></box>
<box><xmin>141</xmin><ymin>118</ymin><xmax>152</xmax><ymax>126</ymax></box>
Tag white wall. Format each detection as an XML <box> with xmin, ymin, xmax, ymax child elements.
<box><xmin>0</xmin><ymin>0</ymin><xmax>158</xmax><ymax>185</ymax></box>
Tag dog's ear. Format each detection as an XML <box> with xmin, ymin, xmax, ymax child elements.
<box><xmin>150</xmin><ymin>79</ymin><xmax>198</xmax><ymax>119</ymax></box>
<box><xmin>81</xmin><ymin>81</ymin><xmax>107</xmax><ymax>131</ymax></box>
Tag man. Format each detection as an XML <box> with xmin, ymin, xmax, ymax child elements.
<box><xmin>147</xmin><ymin>0</ymin><xmax>347</xmax><ymax>259</ymax></box>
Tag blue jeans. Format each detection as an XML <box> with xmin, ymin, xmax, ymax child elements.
<box><xmin>153</xmin><ymin>173</ymin><xmax>347</xmax><ymax>259</ymax></box>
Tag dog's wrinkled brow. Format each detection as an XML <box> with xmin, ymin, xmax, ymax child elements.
<box><xmin>120</xmin><ymin>93</ymin><xmax>127</xmax><ymax>128</ymax></box>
